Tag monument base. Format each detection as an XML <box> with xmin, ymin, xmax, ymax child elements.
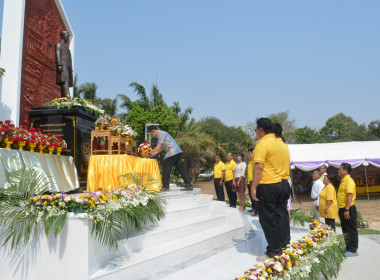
<box><xmin>29</xmin><ymin>106</ymin><xmax>96</xmax><ymax>187</ymax></box>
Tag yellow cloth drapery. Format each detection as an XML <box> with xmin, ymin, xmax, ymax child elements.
<box><xmin>87</xmin><ymin>154</ymin><xmax>162</xmax><ymax>192</ymax></box>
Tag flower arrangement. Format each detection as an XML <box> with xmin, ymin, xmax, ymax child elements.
<box><xmin>138</xmin><ymin>141</ymin><xmax>152</xmax><ymax>157</ymax></box>
<box><xmin>0</xmin><ymin>168</ymin><xmax>165</xmax><ymax>250</ymax></box>
<box><xmin>121</xmin><ymin>124</ymin><xmax>137</xmax><ymax>137</ymax></box>
<box><xmin>0</xmin><ymin>120</ymin><xmax>67</xmax><ymax>152</ymax></box>
<box><xmin>29</xmin><ymin>185</ymin><xmax>154</xmax><ymax>223</ymax></box>
<box><xmin>44</xmin><ymin>97</ymin><xmax>105</xmax><ymax>117</ymax></box>
<box><xmin>95</xmin><ymin>115</ymin><xmax>112</xmax><ymax>128</ymax></box>
<box><xmin>235</xmin><ymin>219</ymin><xmax>346</xmax><ymax>280</ymax></box>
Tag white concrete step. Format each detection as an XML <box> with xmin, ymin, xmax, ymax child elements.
<box><xmin>163</xmin><ymin>202</ymin><xmax>214</xmax><ymax>222</ymax></box>
<box><xmin>120</xmin><ymin>213</ymin><xmax>227</xmax><ymax>253</ymax></box>
<box><xmin>89</xmin><ymin>223</ymin><xmax>245</xmax><ymax>280</ymax></box>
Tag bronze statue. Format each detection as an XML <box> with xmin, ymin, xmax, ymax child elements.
<box><xmin>55</xmin><ymin>31</ymin><xmax>73</xmax><ymax>98</ymax></box>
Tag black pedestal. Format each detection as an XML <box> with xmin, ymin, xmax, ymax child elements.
<box><xmin>29</xmin><ymin>106</ymin><xmax>96</xmax><ymax>187</ymax></box>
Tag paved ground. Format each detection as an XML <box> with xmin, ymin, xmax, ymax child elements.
<box><xmin>194</xmin><ymin>180</ymin><xmax>380</xmax><ymax>279</ymax></box>
<box><xmin>337</xmin><ymin>235</ymin><xmax>380</xmax><ymax>279</ymax></box>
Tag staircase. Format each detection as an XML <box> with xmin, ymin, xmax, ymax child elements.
<box><xmin>89</xmin><ymin>188</ymin><xmax>246</xmax><ymax>280</ymax></box>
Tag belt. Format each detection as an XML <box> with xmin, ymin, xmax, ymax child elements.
<box><xmin>311</xmin><ymin>198</ymin><xmax>317</xmax><ymax>201</ymax></box>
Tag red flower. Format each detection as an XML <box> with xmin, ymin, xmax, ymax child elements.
<box><xmin>5</xmin><ymin>120</ymin><xmax>11</xmax><ymax>124</ymax></box>
<box><xmin>47</xmin><ymin>133</ymin><xmax>53</xmax><ymax>136</ymax></box>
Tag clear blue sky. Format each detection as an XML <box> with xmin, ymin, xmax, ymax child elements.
<box><xmin>1</xmin><ymin>0</ymin><xmax>379</xmax><ymax>129</ymax></box>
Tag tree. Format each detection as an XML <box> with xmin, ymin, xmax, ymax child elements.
<box><xmin>98</xmin><ymin>97</ymin><xmax>118</xmax><ymax>116</ymax></box>
<box><xmin>268</xmin><ymin>111</ymin><xmax>296</xmax><ymax>143</ymax></box>
<box><xmin>73</xmin><ymin>74</ymin><xmax>80</xmax><ymax>98</ymax></box>
<box><xmin>176</xmin><ymin>129</ymin><xmax>216</xmax><ymax>181</ymax></box>
<box><xmin>320</xmin><ymin>113</ymin><xmax>358</xmax><ymax>142</ymax></box>
<box><xmin>294</xmin><ymin>126</ymin><xmax>324</xmax><ymax>144</ymax></box>
<box><xmin>197</xmin><ymin>117</ymin><xmax>253</xmax><ymax>155</ymax></box>
<box><xmin>126</xmin><ymin>103</ymin><xmax>178</xmax><ymax>143</ymax></box>
<box><xmin>368</xmin><ymin>120</ymin><xmax>380</xmax><ymax>139</ymax></box>
<box><xmin>78</xmin><ymin>82</ymin><xmax>99</xmax><ymax>103</ymax></box>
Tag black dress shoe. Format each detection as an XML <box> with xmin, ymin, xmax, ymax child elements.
<box><xmin>161</xmin><ymin>187</ymin><xmax>170</xmax><ymax>191</ymax></box>
<box><xmin>180</xmin><ymin>187</ymin><xmax>193</xmax><ymax>191</ymax></box>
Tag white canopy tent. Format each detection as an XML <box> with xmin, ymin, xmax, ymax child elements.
<box><xmin>288</xmin><ymin>141</ymin><xmax>380</xmax><ymax>200</ymax></box>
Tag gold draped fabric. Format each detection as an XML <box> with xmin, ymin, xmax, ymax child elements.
<box><xmin>86</xmin><ymin>154</ymin><xmax>162</xmax><ymax>192</ymax></box>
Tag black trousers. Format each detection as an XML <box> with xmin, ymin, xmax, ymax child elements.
<box><xmin>247</xmin><ymin>181</ymin><xmax>258</xmax><ymax>212</ymax></box>
<box><xmin>325</xmin><ymin>218</ymin><xmax>336</xmax><ymax>232</ymax></box>
<box><xmin>257</xmin><ymin>182</ymin><xmax>283</xmax><ymax>257</ymax></box>
<box><xmin>214</xmin><ymin>178</ymin><xmax>225</xmax><ymax>201</ymax></box>
<box><xmin>225</xmin><ymin>180</ymin><xmax>237</xmax><ymax>207</ymax></box>
<box><xmin>163</xmin><ymin>153</ymin><xmax>191</xmax><ymax>188</ymax></box>
<box><xmin>339</xmin><ymin>205</ymin><xmax>359</xmax><ymax>252</ymax></box>
<box><xmin>280</xmin><ymin>180</ymin><xmax>291</xmax><ymax>248</ymax></box>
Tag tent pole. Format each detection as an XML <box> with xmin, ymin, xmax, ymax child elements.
<box><xmin>364</xmin><ymin>165</ymin><xmax>369</xmax><ymax>201</ymax></box>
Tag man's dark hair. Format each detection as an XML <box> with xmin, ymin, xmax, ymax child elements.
<box><xmin>147</xmin><ymin>125</ymin><xmax>159</xmax><ymax>132</ymax></box>
<box><xmin>256</xmin><ymin>118</ymin><xmax>273</xmax><ymax>134</ymax></box>
<box><xmin>215</xmin><ymin>154</ymin><xmax>222</xmax><ymax>158</ymax></box>
<box><xmin>313</xmin><ymin>170</ymin><xmax>322</xmax><ymax>176</ymax></box>
<box><xmin>341</xmin><ymin>163</ymin><xmax>352</xmax><ymax>174</ymax></box>
<box><xmin>272</xmin><ymin>122</ymin><xmax>282</xmax><ymax>137</ymax></box>
<box><xmin>326</xmin><ymin>174</ymin><xmax>341</xmax><ymax>188</ymax></box>
<box><xmin>248</xmin><ymin>148</ymin><xmax>254</xmax><ymax>153</ymax></box>
<box><xmin>272</xmin><ymin>122</ymin><xmax>286</xmax><ymax>142</ymax></box>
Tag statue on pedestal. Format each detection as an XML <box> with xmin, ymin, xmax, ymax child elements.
<box><xmin>55</xmin><ymin>31</ymin><xmax>73</xmax><ymax>98</ymax></box>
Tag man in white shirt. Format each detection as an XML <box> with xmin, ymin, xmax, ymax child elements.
<box><xmin>311</xmin><ymin>170</ymin><xmax>324</xmax><ymax>220</ymax></box>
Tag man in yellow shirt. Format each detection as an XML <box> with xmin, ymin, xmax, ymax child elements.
<box><xmin>338</xmin><ymin>163</ymin><xmax>358</xmax><ymax>257</ymax></box>
<box><xmin>224</xmin><ymin>152</ymin><xmax>237</xmax><ymax>208</ymax></box>
<box><xmin>320</xmin><ymin>165</ymin><xmax>328</xmax><ymax>182</ymax></box>
<box><xmin>273</xmin><ymin>123</ymin><xmax>291</xmax><ymax>249</ymax></box>
<box><xmin>247</xmin><ymin>148</ymin><xmax>258</xmax><ymax>216</ymax></box>
<box><xmin>213</xmin><ymin>154</ymin><xmax>225</xmax><ymax>202</ymax></box>
<box><xmin>251</xmin><ymin>118</ymin><xmax>283</xmax><ymax>262</ymax></box>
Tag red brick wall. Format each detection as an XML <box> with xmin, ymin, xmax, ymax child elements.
<box><xmin>20</xmin><ymin>0</ymin><xmax>68</xmax><ymax>127</ymax></box>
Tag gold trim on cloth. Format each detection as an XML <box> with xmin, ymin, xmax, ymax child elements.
<box><xmin>0</xmin><ymin>148</ymin><xmax>79</xmax><ymax>192</ymax></box>
<box><xmin>87</xmin><ymin>154</ymin><xmax>162</xmax><ymax>192</ymax></box>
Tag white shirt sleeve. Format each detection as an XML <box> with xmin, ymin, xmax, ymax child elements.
<box><xmin>311</xmin><ymin>181</ymin><xmax>318</xmax><ymax>200</ymax></box>
<box><xmin>241</xmin><ymin>162</ymin><xmax>247</xmax><ymax>178</ymax></box>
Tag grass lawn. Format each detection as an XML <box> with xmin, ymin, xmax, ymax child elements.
<box><xmin>358</xmin><ymin>228</ymin><xmax>380</xmax><ymax>235</ymax></box>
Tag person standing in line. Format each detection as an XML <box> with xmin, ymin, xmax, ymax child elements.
<box><xmin>338</xmin><ymin>163</ymin><xmax>359</xmax><ymax>257</ymax></box>
<box><xmin>234</xmin><ymin>153</ymin><xmax>247</xmax><ymax>211</ymax></box>
<box><xmin>147</xmin><ymin>125</ymin><xmax>193</xmax><ymax>191</ymax></box>
<box><xmin>320</xmin><ymin>165</ymin><xmax>328</xmax><ymax>182</ymax></box>
<box><xmin>250</xmin><ymin>118</ymin><xmax>283</xmax><ymax>262</ymax></box>
<box><xmin>247</xmin><ymin>148</ymin><xmax>258</xmax><ymax>216</ymax></box>
<box><xmin>272</xmin><ymin>122</ymin><xmax>291</xmax><ymax>249</ymax></box>
<box><xmin>213</xmin><ymin>154</ymin><xmax>225</xmax><ymax>202</ymax></box>
<box><xmin>311</xmin><ymin>170</ymin><xmax>325</xmax><ymax>221</ymax></box>
<box><xmin>224</xmin><ymin>153</ymin><xmax>237</xmax><ymax>208</ymax></box>
<box><xmin>319</xmin><ymin>174</ymin><xmax>338</xmax><ymax>231</ymax></box>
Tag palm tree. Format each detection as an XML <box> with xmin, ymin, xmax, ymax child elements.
<box><xmin>99</xmin><ymin>97</ymin><xmax>118</xmax><ymax>116</ymax></box>
<box><xmin>176</xmin><ymin>129</ymin><xmax>216</xmax><ymax>182</ymax></box>
<box><xmin>117</xmin><ymin>93</ymin><xmax>132</xmax><ymax>111</ymax></box>
<box><xmin>129</xmin><ymin>82</ymin><xmax>150</xmax><ymax>110</ymax></box>
<box><xmin>73</xmin><ymin>74</ymin><xmax>80</xmax><ymax>97</ymax></box>
<box><xmin>78</xmin><ymin>82</ymin><xmax>99</xmax><ymax>104</ymax></box>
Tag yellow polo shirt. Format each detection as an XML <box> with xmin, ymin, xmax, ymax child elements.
<box><xmin>253</xmin><ymin>133</ymin><xmax>282</xmax><ymax>184</ymax></box>
<box><xmin>247</xmin><ymin>160</ymin><xmax>253</xmax><ymax>183</ymax></box>
<box><xmin>214</xmin><ymin>161</ymin><xmax>225</xmax><ymax>179</ymax></box>
<box><xmin>337</xmin><ymin>175</ymin><xmax>356</xmax><ymax>208</ymax></box>
<box><xmin>277</xmin><ymin>138</ymin><xmax>290</xmax><ymax>180</ymax></box>
<box><xmin>319</xmin><ymin>183</ymin><xmax>338</xmax><ymax>219</ymax></box>
<box><xmin>224</xmin><ymin>160</ymin><xmax>236</xmax><ymax>182</ymax></box>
